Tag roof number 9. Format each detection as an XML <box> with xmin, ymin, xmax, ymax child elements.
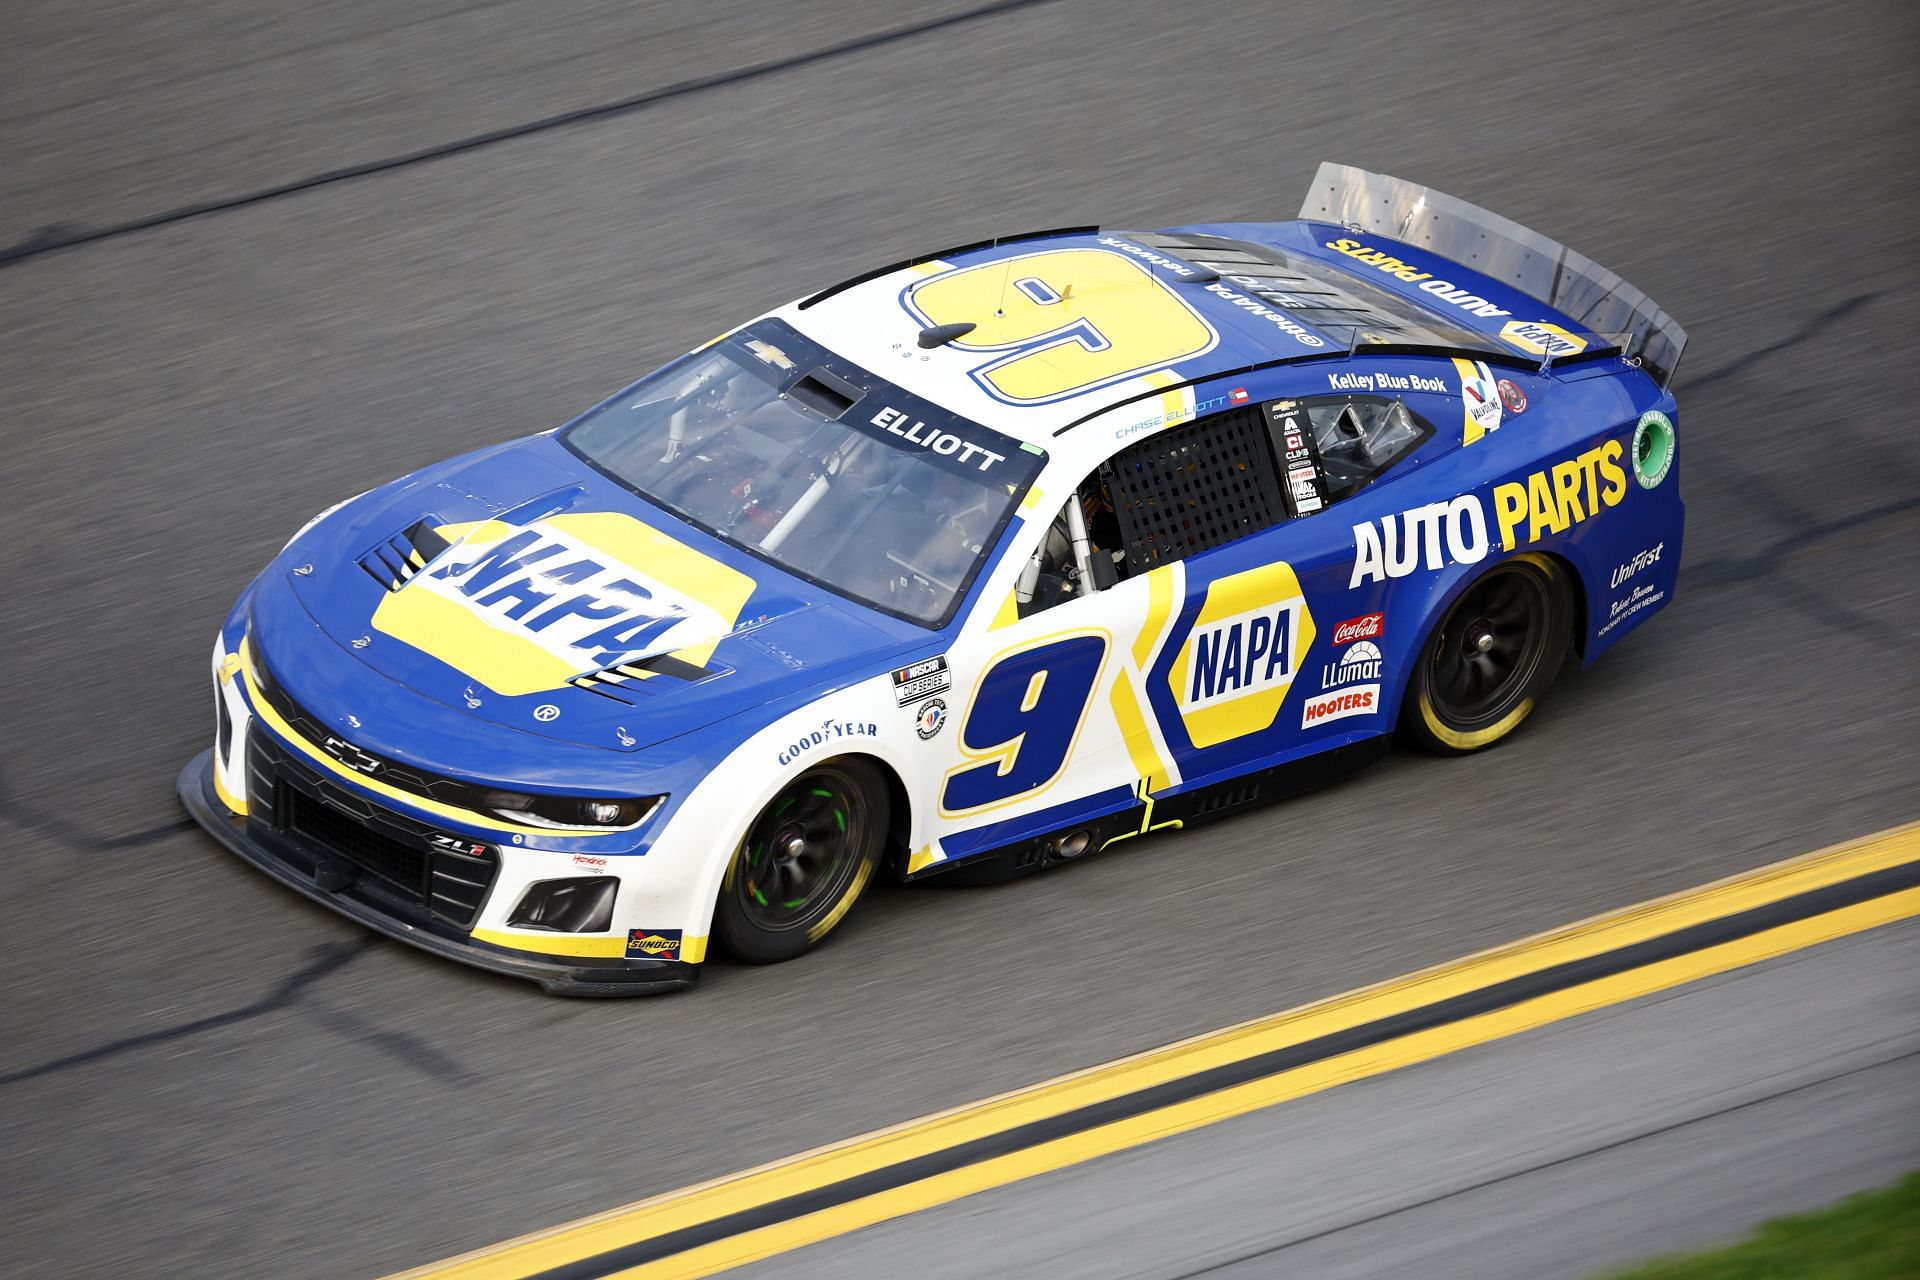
<box><xmin>904</xmin><ymin>248</ymin><xmax>1217</xmax><ymax>405</ymax></box>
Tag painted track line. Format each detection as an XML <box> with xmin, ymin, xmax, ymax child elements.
<box><xmin>385</xmin><ymin>819</ymin><xmax>1920</xmax><ymax>1280</ymax></box>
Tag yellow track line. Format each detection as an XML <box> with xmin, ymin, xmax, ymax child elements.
<box><xmin>388</xmin><ymin>819</ymin><xmax>1920</xmax><ymax>1280</ymax></box>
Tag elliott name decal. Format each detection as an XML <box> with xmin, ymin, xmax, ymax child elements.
<box><xmin>869</xmin><ymin>406</ymin><xmax>1006</xmax><ymax>471</ymax></box>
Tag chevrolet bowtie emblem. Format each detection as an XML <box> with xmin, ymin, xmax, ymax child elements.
<box><xmin>322</xmin><ymin>735</ymin><xmax>378</xmax><ymax>773</ymax></box>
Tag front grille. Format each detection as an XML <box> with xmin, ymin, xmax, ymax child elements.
<box><xmin>285</xmin><ymin>787</ymin><xmax>423</xmax><ymax>893</ymax></box>
<box><xmin>246</xmin><ymin>643</ymin><xmax>652</xmax><ymax>826</ymax></box>
<box><xmin>251</xmin><ymin>733</ymin><xmax>500</xmax><ymax>928</ymax></box>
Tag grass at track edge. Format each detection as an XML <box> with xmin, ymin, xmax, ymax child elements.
<box><xmin>1598</xmin><ymin>1172</ymin><xmax>1920</xmax><ymax>1279</ymax></box>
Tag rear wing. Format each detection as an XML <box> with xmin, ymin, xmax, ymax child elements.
<box><xmin>1300</xmin><ymin>163</ymin><xmax>1688</xmax><ymax>389</ymax></box>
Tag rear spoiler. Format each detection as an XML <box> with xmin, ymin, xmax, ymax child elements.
<box><xmin>1300</xmin><ymin>163</ymin><xmax>1688</xmax><ymax>389</ymax></box>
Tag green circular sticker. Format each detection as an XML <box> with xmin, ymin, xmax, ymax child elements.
<box><xmin>1633</xmin><ymin>410</ymin><xmax>1674</xmax><ymax>489</ymax></box>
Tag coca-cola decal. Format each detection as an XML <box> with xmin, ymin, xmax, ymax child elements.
<box><xmin>1331</xmin><ymin>612</ymin><xmax>1385</xmax><ymax>646</ymax></box>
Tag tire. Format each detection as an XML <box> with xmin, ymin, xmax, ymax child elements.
<box><xmin>1402</xmin><ymin>554</ymin><xmax>1573</xmax><ymax>755</ymax></box>
<box><xmin>714</xmin><ymin>758</ymin><xmax>889</xmax><ymax>963</ymax></box>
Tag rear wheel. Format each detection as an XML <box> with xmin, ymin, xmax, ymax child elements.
<box><xmin>714</xmin><ymin>759</ymin><xmax>888</xmax><ymax>963</ymax></box>
<box><xmin>1402</xmin><ymin>554</ymin><xmax>1573</xmax><ymax>755</ymax></box>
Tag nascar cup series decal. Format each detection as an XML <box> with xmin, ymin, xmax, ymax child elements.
<box><xmin>1165</xmin><ymin>562</ymin><xmax>1317</xmax><ymax>749</ymax></box>
<box><xmin>372</xmin><ymin>512</ymin><xmax>755</xmax><ymax>695</ymax></box>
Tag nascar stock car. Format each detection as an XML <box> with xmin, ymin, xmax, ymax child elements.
<box><xmin>179</xmin><ymin>163</ymin><xmax>1687</xmax><ymax>995</ymax></box>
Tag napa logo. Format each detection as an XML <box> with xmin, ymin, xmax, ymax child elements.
<box><xmin>1499</xmin><ymin>320</ymin><xmax>1589</xmax><ymax>359</ymax></box>
<box><xmin>371</xmin><ymin>512</ymin><xmax>755</xmax><ymax>695</ymax></box>
<box><xmin>1166</xmin><ymin>562</ymin><xmax>1317</xmax><ymax>749</ymax></box>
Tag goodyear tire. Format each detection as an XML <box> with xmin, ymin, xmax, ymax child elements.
<box><xmin>1402</xmin><ymin>554</ymin><xmax>1573</xmax><ymax>755</ymax></box>
<box><xmin>715</xmin><ymin>759</ymin><xmax>888</xmax><ymax>963</ymax></box>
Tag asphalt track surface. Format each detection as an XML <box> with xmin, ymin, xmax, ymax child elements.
<box><xmin>735</xmin><ymin>918</ymin><xmax>1920</xmax><ymax>1279</ymax></box>
<box><xmin>0</xmin><ymin>1</ymin><xmax>1915</xmax><ymax>1276</ymax></box>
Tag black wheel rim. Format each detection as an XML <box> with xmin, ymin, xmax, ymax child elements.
<box><xmin>731</xmin><ymin>766</ymin><xmax>870</xmax><ymax>933</ymax></box>
<box><xmin>1426</xmin><ymin>567</ymin><xmax>1551</xmax><ymax>730</ymax></box>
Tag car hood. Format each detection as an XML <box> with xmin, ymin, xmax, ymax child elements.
<box><xmin>253</xmin><ymin>435</ymin><xmax>924</xmax><ymax>756</ymax></box>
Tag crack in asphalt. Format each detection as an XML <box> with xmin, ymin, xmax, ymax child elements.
<box><xmin>0</xmin><ymin>0</ymin><xmax>1061</xmax><ymax>268</ymax></box>
<box><xmin>1668</xmin><ymin>289</ymin><xmax>1917</xmax><ymax>643</ymax></box>
<box><xmin>1684</xmin><ymin>494</ymin><xmax>1920</xmax><ymax>589</ymax></box>
<box><xmin>0</xmin><ymin>937</ymin><xmax>478</xmax><ymax>1088</ymax></box>
<box><xmin>1681</xmin><ymin>292</ymin><xmax>1877</xmax><ymax>391</ymax></box>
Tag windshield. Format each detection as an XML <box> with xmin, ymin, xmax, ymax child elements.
<box><xmin>563</xmin><ymin>321</ymin><xmax>1044</xmax><ymax>625</ymax></box>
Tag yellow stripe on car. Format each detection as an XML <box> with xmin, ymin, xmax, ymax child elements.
<box><xmin>238</xmin><ymin>638</ymin><xmax>588</xmax><ymax>840</ymax></box>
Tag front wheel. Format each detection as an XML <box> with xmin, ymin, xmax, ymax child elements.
<box><xmin>1402</xmin><ymin>554</ymin><xmax>1573</xmax><ymax>755</ymax></box>
<box><xmin>714</xmin><ymin>759</ymin><xmax>889</xmax><ymax>963</ymax></box>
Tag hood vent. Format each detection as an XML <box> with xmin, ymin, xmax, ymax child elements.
<box><xmin>568</xmin><ymin>652</ymin><xmax>727</xmax><ymax>705</ymax></box>
<box><xmin>356</xmin><ymin>520</ymin><xmax>454</xmax><ymax>591</ymax></box>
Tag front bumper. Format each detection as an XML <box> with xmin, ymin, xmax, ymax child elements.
<box><xmin>177</xmin><ymin>749</ymin><xmax>698</xmax><ymax>997</ymax></box>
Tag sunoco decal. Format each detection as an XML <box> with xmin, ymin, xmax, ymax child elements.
<box><xmin>626</xmin><ymin>929</ymin><xmax>684</xmax><ymax>961</ymax></box>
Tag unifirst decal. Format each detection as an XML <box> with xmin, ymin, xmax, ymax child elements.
<box><xmin>1490</xmin><ymin>438</ymin><xmax>1627</xmax><ymax>550</ymax></box>
<box><xmin>1166</xmin><ymin>562</ymin><xmax>1317</xmax><ymax>748</ymax></box>
<box><xmin>372</xmin><ymin>512</ymin><xmax>755</xmax><ymax>695</ymax></box>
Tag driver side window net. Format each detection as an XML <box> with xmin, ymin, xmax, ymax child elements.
<box><xmin>1011</xmin><ymin>394</ymin><xmax>1434</xmax><ymax>619</ymax></box>
<box><xmin>1015</xmin><ymin>406</ymin><xmax>1290</xmax><ymax>619</ymax></box>
<box><xmin>1104</xmin><ymin>406</ymin><xmax>1288</xmax><ymax>573</ymax></box>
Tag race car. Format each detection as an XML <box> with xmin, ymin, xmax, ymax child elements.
<box><xmin>179</xmin><ymin>163</ymin><xmax>1687</xmax><ymax>995</ymax></box>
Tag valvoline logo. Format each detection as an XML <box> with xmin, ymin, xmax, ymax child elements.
<box><xmin>371</xmin><ymin>512</ymin><xmax>756</xmax><ymax>695</ymax></box>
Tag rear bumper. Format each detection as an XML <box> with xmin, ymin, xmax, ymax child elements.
<box><xmin>177</xmin><ymin>749</ymin><xmax>699</xmax><ymax>997</ymax></box>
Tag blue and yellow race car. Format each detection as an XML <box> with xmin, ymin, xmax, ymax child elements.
<box><xmin>180</xmin><ymin>163</ymin><xmax>1687</xmax><ymax>994</ymax></box>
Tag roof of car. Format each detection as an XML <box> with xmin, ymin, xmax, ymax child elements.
<box><xmin>776</xmin><ymin>223</ymin><xmax>1615</xmax><ymax>447</ymax></box>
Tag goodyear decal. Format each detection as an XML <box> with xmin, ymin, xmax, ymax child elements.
<box><xmin>903</xmin><ymin>248</ymin><xmax>1219</xmax><ymax>405</ymax></box>
<box><xmin>1166</xmin><ymin>562</ymin><xmax>1316</xmax><ymax>749</ymax></box>
<box><xmin>1499</xmin><ymin>320</ymin><xmax>1589</xmax><ymax>359</ymax></box>
<box><xmin>372</xmin><ymin>512</ymin><xmax>756</xmax><ymax>695</ymax></box>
